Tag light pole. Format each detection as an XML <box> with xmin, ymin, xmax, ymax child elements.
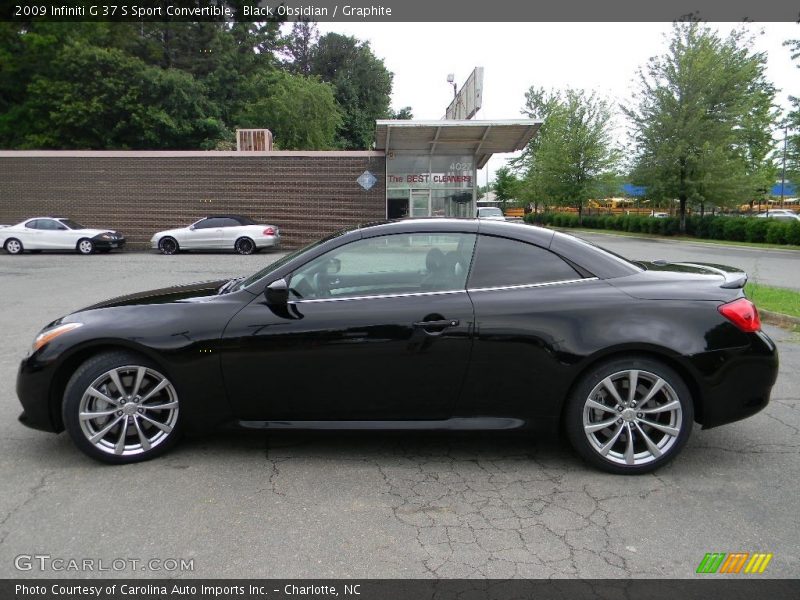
<box><xmin>780</xmin><ymin>123</ymin><xmax>788</xmax><ymax>209</ymax></box>
<box><xmin>446</xmin><ymin>74</ymin><xmax>457</xmax><ymax>100</ymax></box>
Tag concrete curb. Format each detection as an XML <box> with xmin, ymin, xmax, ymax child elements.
<box><xmin>761</xmin><ymin>309</ymin><xmax>800</xmax><ymax>329</ymax></box>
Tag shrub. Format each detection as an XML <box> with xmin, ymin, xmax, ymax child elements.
<box><xmin>786</xmin><ymin>222</ymin><xmax>800</xmax><ymax>246</ymax></box>
<box><xmin>744</xmin><ymin>218</ymin><xmax>769</xmax><ymax>243</ymax></box>
<box><xmin>708</xmin><ymin>217</ymin><xmax>728</xmax><ymax>240</ymax></box>
<box><xmin>722</xmin><ymin>218</ymin><xmax>747</xmax><ymax>241</ymax></box>
<box><xmin>765</xmin><ymin>221</ymin><xmax>789</xmax><ymax>244</ymax></box>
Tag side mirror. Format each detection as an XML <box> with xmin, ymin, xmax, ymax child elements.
<box><xmin>189</xmin><ymin>225</ymin><xmax>196</xmax><ymax>231</ymax></box>
<box><xmin>265</xmin><ymin>278</ymin><xmax>289</xmax><ymax>306</ymax></box>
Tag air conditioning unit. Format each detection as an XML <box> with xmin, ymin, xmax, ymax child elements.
<box><xmin>236</xmin><ymin>129</ymin><xmax>273</xmax><ymax>151</ymax></box>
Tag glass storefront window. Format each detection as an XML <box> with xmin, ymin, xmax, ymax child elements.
<box><xmin>386</xmin><ymin>153</ymin><xmax>475</xmax><ymax>218</ymax></box>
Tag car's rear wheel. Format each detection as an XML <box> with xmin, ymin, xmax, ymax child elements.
<box><xmin>235</xmin><ymin>237</ymin><xmax>255</xmax><ymax>255</ymax></box>
<box><xmin>565</xmin><ymin>357</ymin><xmax>693</xmax><ymax>474</ymax></box>
<box><xmin>4</xmin><ymin>238</ymin><xmax>23</xmax><ymax>255</ymax></box>
<box><xmin>158</xmin><ymin>237</ymin><xmax>179</xmax><ymax>255</ymax></box>
<box><xmin>63</xmin><ymin>352</ymin><xmax>181</xmax><ymax>464</ymax></box>
<box><xmin>77</xmin><ymin>238</ymin><xmax>94</xmax><ymax>255</ymax></box>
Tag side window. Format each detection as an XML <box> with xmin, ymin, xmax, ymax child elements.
<box><xmin>193</xmin><ymin>219</ymin><xmax>212</xmax><ymax>230</ymax></box>
<box><xmin>289</xmin><ymin>233</ymin><xmax>476</xmax><ymax>300</ymax></box>
<box><xmin>468</xmin><ymin>235</ymin><xmax>581</xmax><ymax>289</ymax></box>
<box><xmin>37</xmin><ymin>219</ymin><xmax>62</xmax><ymax>231</ymax></box>
<box><xmin>218</xmin><ymin>218</ymin><xmax>241</xmax><ymax>228</ymax></box>
<box><xmin>25</xmin><ymin>220</ymin><xmax>41</xmax><ymax>229</ymax></box>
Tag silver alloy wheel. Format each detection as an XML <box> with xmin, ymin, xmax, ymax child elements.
<box><xmin>582</xmin><ymin>369</ymin><xmax>683</xmax><ymax>466</ymax></box>
<box><xmin>5</xmin><ymin>239</ymin><xmax>22</xmax><ymax>254</ymax></box>
<box><xmin>77</xmin><ymin>365</ymin><xmax>179</xmax><ymax>457</ymax></box>
<box><xmin>78</xmin><ymin>239</ymin><xmax>94</xmax><ymax>254</ymax></box>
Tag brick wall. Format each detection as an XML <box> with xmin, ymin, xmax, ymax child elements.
<box><xmin>0</xmin><ymin>152</ymin><xmax>387</xmax><ymax>249</ymax></box>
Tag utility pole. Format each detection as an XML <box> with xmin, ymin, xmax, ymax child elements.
<box><xmin>780</xmin><ymin>124</ymin><xmax>788</xmax><ymax>209</ymax></box>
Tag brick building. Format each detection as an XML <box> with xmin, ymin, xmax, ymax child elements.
<box><xmin>0</xmin><ymin>120</ymin><xmax>539</xmax><ymax>249</ymax></box>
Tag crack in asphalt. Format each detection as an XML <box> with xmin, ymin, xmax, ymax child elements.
<box><xmin>0</xmin><ymin>470</ymin><xmax>54</xmax><ymax>547</ymax></box>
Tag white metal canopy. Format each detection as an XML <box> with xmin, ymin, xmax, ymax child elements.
<box><xmin>374</xmin><ymin>119</ymin><xmax>542</xmax><ymax>168</ymax></box>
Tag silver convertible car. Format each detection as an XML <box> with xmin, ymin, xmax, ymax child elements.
<box><xmin>150</xmin><ymin>215</ymin><xmax>281</xmax><ymax>255</ymax></box>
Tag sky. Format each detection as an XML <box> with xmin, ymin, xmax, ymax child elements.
<box><xmin>316</xmin><ymin>22</ymin><xmax>800</xmax><ymax>186</ymax></box>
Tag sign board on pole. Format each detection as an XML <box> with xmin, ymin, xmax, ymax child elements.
<box><xmin>444</xmin><ymin>67</ymin><xmax>484</xmax><ymax>120</ymax></box>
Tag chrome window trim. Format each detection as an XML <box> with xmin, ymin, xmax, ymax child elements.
<box><xmin>467</xmin><ymin>277</ymin><xmax>599</xmax><ymax>293</ymax></box>
<box><xmin>290</xmin><ymin>289</ymin><xmax>468</xmax><ymax>305</ymax></box>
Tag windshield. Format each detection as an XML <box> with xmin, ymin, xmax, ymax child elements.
<box><xmin>232</xmin><ymin>227</ymin><xmax>354</xmax><ymax>292</ymax></box>
<box><xmin>478</xmin><ymin>207</ymin><xmax>503</xmax><ymax>216</ymax></box>
<box><xmin>58</xmin><ymin>219</ymin><xmax>86</xmax><ymax>229</ymax></box>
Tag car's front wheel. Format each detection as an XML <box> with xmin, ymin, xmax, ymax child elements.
<box><xmin>63</xmin><ymin>352</ymin><xmax>181</xmax><ymax>464</ymax></box>
<box><xmin>4</xmin><ymin>238</ymin><xmax>23</xmax><ymax>254</ymax></box>
<box><xmin>564</xmin><ymin>357</ymin><xmax>693</xmax><ymax>474</ymax></box>
<box><xmin>77</xmin><ymin>238</ymin><xmax>94</xmax><ymax>255</ymax></box>
<box><xmin>235</xmin><ymin>237</ymin><xmax>255</xmax><ymax>255</ymax></box>
<box><xmin>158</xmin><ymin>237</ymin><xmax>179</xmax><ymax>255</ymax></box>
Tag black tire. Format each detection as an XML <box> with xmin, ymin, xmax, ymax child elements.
<box><xmin>158</xmin><ymin>237</ymin><xmax>179</xmax><ymax>255</ymax></box>
<box><xmin>62</xmin><ymin>351</ymin><xmax>182</xmax><ymax>464</ymax></box>
<box><xmin>564</xmin><ymin>357</ymin><xmax>693</xmax><ymax>474</ymax></box>
<box><xmin>76</xmin><ymin>238</ymin><xmax>94</xmax><ymax>255</ymax></box>
<box><xmin>4</xmin><ymin>238</ymin><xmax>23</xmax><ymax>255</ymax></box>
<box><xmin>235</xmin><ymin>237</ymin><xmax>255</xmax><ymax>255</ymax></box>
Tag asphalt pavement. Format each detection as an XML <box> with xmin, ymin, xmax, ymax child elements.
<box><xmin>0</xmin><ymin>248</ymin><xmax>798</xmax><ymax>579</ymax></box>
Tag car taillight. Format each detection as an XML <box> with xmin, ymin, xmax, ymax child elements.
<box><xmin>718</xmin><ymin>298</ymin><xmax>761</xmax><ymax>332</ymax></box>
<box><xmin>263</xmin><ymin>227</ymin><xmax>276</xmax><ymax>236</ymax></box>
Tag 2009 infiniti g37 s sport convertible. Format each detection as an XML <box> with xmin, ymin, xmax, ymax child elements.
<box><xmin>17</xmin><ymin>219</ymin><xmax>778</xmax><ymax>473</ymax></box>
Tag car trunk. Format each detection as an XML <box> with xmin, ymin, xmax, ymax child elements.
<box><xmin>608</xmin><ymin>261</ymin><xmax>748</xmax><ymax>302</ymax></box>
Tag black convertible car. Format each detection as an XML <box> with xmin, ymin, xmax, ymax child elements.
<box><xmin>17</xmin><ymin>219</ymin><xmax>778</xmax><ymax>473</ymax></box>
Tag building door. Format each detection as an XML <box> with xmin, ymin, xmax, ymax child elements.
<box><xmin>410</xmin><ymin>190</ymin><xmax>431</xmax><ymax>217</ymax></box>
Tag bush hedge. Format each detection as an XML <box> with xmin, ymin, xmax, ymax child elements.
<box><xmin>523</xmin><ymin>212</ymin><xmax>800</xmax><ymax>246</ymax></box>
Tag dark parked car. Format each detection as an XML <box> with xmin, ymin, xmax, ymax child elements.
<box><xmin>17</xmin><ymin>219</ymin><xmax>777</xmax><ymax>473</ymax></box>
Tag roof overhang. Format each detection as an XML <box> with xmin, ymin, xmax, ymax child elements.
<box><xmin>375</xmin><ymin>119</ymin><xmax>541</xmax><ymax>168</ymax></box>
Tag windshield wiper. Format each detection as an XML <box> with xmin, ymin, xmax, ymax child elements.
<box><xmin>217</xmin><ymin>277</ymin><xmax>245</xmax><ymax>295</ymax></box>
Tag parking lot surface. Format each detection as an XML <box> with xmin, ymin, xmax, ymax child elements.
<box><xmin>0</xmin><ymin>249</ymin><xmax>798</xmax><ymax>578</ymax></box>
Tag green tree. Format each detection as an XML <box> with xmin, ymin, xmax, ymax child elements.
<box><xmin>785</xmin><ymin>39</ymin><xmax>800</xmax><ymax>184</ymax></box>
<box><xmin>5</xmin><ymin>42</ymin><xmax>223</xmax><ymax>149</ymax></box>
<box><xmin>515</xmin><ymin>87</ymin><xmax>620</xmax><ymax>223</ymax></box>
<box><xmin>625</xmin><ymin>22</ymin><xmax>778</xmax><ymax>230</ymax></box>
<box><xmin>492</xmin><ymin>166</ymin><xmax>519</xmax><ymax>207</ymax></box>
<box><xmin>309</xmin><ymin>33</ymin><xmax>393</xmax><ymax>149</ymax></box>
<box><xmin>389</xmin><ymin>106</ymin><xmax>413</xmax><ymax>120</ymax></box>
<box><xmin>281</xmin><ymin>19</ymin><xmax>319</xmax><ymax>75</ymax></box>
<box><xmin>236</xmin><ymin>71</ymin><xmax>341</xmax><ymax>150</ymax></box>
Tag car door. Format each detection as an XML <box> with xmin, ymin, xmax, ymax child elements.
<box><xmin>220</xmin><ymin>232</ymin><xmax>477</xmax><ymax>421</ymax></box>
<box><xmin>21</xmin><ymin>220</ymin><xmax>45</xmax><ymax>249</ymax></box>
<box><xmin>182</xmin><ymin>218</ymin><xmax>218</xmax><ymax>249</ymax></box>
<box><xmin>460</xmin><ymin>233</ymin><xmax>602</xmax><ymax>419</ymax></box>
<box><xmin>42</xmin><ymin>219</ymin><xmax>75</xmax><ymax>249</ymax></box>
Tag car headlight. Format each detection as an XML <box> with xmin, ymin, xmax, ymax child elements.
<box><xmin>99</xmin><ymin>233</ymin><xmax>112</xmax><ymax>240</ymax></box>
<box><xmin>32</xmin><ymin>322</ymin><xmax>82</xmax><ymax>352</ymax></box>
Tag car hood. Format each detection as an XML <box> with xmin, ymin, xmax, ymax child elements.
<box><xmin>78</xmin><ymin>279</ymin><xmax>228</xmax><ymax>311</ymax></box>
<box><xmin>153</xmin><ymin>227</ymin><xmax>187</xmax><ymax>238</ymax></box>
<box><xmin>75</xmin><ymin>228</ymin><xmax>120</xmax><ymax>236</ymax></box>
<box><xmin>610</xmin><ymin>261</ymin><xmax>748</xmax><ymax>301</ymax></box>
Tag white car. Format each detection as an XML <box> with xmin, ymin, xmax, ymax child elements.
<box><xmin>151</xmin><ymin>215</ymin><xmax>281</xmax><ymax>255</ymax></box>
<box><xmin>476</xmin><ymin>207</ymin><xmax>506</xmax><ymax>221</ymax></box>
<box><xmin>0</xmin><ymin>217</ymin><xmax>125</xmax><ymax>255</ymax></box>
<box><xmin>754</xmin><ymin>210</ymin><xmax>800</xmax><ymax>222</ymax></box>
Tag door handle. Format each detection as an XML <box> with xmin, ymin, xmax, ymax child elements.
<box><xmin>413</xmin><ymin>319</ymin><xmax>459</xmax><ymax>330</ymax></box>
